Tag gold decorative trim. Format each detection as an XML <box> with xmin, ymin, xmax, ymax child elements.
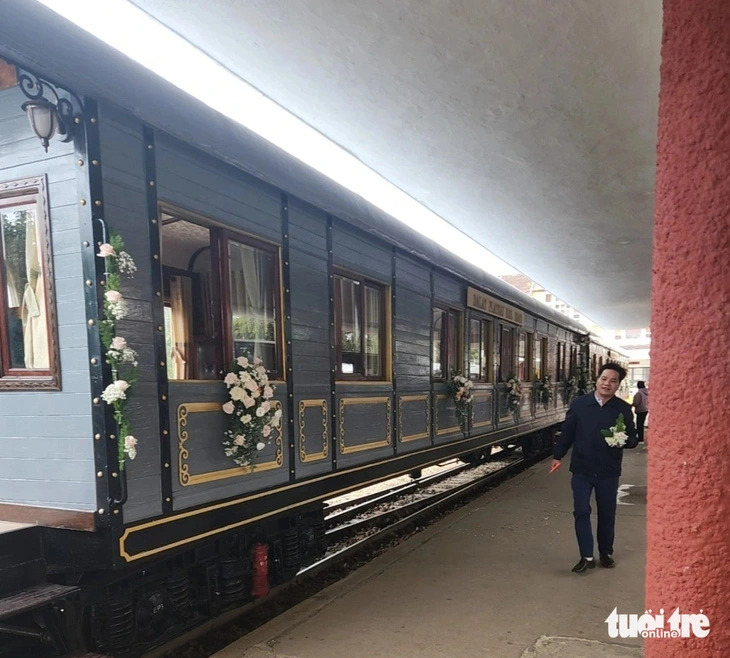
<box><xmin>298</xmin><ymin>399</ymin><xmax>328</xmax><ymax>463</ymax></box>
<box><xmin>177</xmin><ymin>402</ymin><xmax>283</xmax><ymax>486</ymax></box>
<box><xmin>398</xmin><ymin>394</ymin><xmax>430</xmax><ymax>442</ymax></box>
<box><xmin>120</xmin><ymin>406</ymin><xmax>565</xmax><ymax>562</ymax></box>
<box><xmin>471</xmin><ymin>392</ymin><xmax>493</xmax><ymax>429</ymax></box>
<box><xmin>338</xmin><ymin>397</ymin><xmax>392</xmax><ymax>454</ymax></box>
<box><xmin>434</xmin><ymin>393</ymin><xmax>460</xmax><ymax>436</ymax></box>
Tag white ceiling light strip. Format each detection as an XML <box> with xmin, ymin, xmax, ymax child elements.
<box><xmin>36</xmin><ymin>0</ymin><xmax>516</xmax><ymax>276</ymax></box>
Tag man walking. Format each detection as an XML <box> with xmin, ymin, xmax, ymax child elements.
<box><xmin>551</xmin><ymin>363</ymin><xmax>638</xmax><ymax>573</ymax></box>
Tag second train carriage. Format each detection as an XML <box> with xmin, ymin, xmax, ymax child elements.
<box><xmin>0</xmin><ymin>7</ymin><xmax>624</xmax><ymax>654</ymax></box>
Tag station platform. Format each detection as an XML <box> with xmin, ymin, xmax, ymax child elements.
<box><xmin>214</xmin><ymin>447</ymin><xmax>648</xmax><ymax>658</ymax></box>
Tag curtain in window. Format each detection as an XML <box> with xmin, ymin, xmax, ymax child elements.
<box><xmin>432</xmin><ymin>309</ymin><xmax>444</xmax><ymax>378</ymax></box>
<box><xmin>364</xmin><ymin>285</ymin><xmax>381</xmax><ymax>377</ymax></box>
<box><xmin>169</xmin><ymin>275</ymin><xmax>192</xmax><ymax>379</ymax></box>
<box><xmin>20</xmin><ymin>212</ymin><xmax>48</xmax><ymax>368</ymax></box>
<box><xmin>2</xmin><ymin>213</ymin><xmax>23</xmax><ymax>368</ymax></box>
<box><xmin>230</xmin><ymin>241</ymin><xmax>273</xmax><ymax>367</ymax></box>
<box><xmin>335</xmin><ymin>275</ymin><xmax>361</xmax><ymax>375</ymax></box>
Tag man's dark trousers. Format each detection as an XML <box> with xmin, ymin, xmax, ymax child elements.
<box><xmin>571</xmin><ymin>472</ymin><xmax>619</xmax><ymax>557</ymax></box>
<box><xmin>636</xmin><ymin>411</ymin><xmax>648</xmax><ymax>442</ymax></box>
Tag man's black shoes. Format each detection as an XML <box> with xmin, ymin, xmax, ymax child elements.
<box><xmin>571</xmin><ymin>558</ymin><xmax>596</xmax><ymax>573</ymax></box>
<box><xmin>599</xmin><ymin>553</ymin><xmax>615</xmax><ymax>568</ymax></box>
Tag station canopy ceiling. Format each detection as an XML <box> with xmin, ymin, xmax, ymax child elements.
<box><xmin>130</xmin><ymin>1</ymin><xmax>660</xmax><ymax>328</ymax></box>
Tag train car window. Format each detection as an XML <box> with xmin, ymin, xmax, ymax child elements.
<box><xmin>468</xmin><ymin>319</ymin><xmax>481</xmax><ymax>379</ymax></box>
<box><xmin>534</xmin><ymin>335</ymin><xmax>548</xmax><ymax>380</ymax></box>
<box><xmin>432</xmin><ymin>308</ymin><xmax>444</xmax><ymax>378</ymax></box>
<box><xmin>225</xmin><ymin>237</ymin><xmax>280</xmax><ymax>376</ymax></box>
<box><xmin>556</xmin><ymin>341</ymin><xmax>565</xmax><ymax>381</ymax></box>
<box><xmin>468</xmin><ymin>317</ymin><xmax>493</xmax><ymax>382</ymax></box>
<box><xmin>162</xmin><ymin>217</ymin><xmax>219</xmax><ymax>379</ymax></box>
<box><xmin>161</xmin><ymin>210</ymin><xmax>282</xmax><ymax>380</ymax></box>
<box><xmin>517</xmin><ymin>331</ymin><xmax>528</xmax><ymax>381</ymax></box>
<box><xmin>334</xmin><ymin>272</ymin><xmax>386</xmax><ymax>379</ymax></box>
<box><xmin>432</xmin><ymin>306</ymin><xmax>461</xmax><ymax>379</ymax></box>
<box><xmin>498</xmin><ymin>325</ymin><xmax>515</xmax><ymax>382</ymax></box>
<box><xmin>446</xmin><ymin>311</ymin><xmax>458</xmax><ymax>375</ymax></box>
<box><xmin>0</xmin><ymin>177</ymin><xmax>59</xmax><ymax>389</ymax></box>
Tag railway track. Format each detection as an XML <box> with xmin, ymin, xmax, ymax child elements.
<box><xmin>146</xmin><ymin>446</ymin><xmax>547</xmax><ymax>658</ymax></box>
<box><xmin>321</xmin><ymin>454</ymin><xmax>523</xmax><ymax>551</ymax></box>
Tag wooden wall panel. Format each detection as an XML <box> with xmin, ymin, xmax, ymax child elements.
<box><xmin>155</xmin><ymin>134</ymin><xmax>281</xmax><ymax>243</ymax></box>
<box><xmin>288</xmin><ymin>200</ymin><xmax>332</xmax><ymax>478</ymax></box>
<box><xmin>97</xmin><ymin>103</ymin><xmax>162</xmax><ymax>522</ymax></box>
<box><xmin>0</xmin><ymin>84</ymin><xmax>95</xmax><ymax>512</ymax></box>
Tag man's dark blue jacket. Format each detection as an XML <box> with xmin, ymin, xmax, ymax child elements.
<box><xmin>554</xmin><ymin>393</ymin><xmax>638</xmax><ymax>478</ymax></box>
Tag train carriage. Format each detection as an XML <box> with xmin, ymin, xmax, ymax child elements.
<box><xmin>0</xmin><ymin>5</ymin><xmax>619</xmax><ymax>654</ymax></box>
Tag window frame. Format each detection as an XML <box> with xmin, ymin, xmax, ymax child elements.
<box><xmin>569</xmin><ymin>345</ymin><xmax>578</xmax><ymax>378</ymax></box>
<box><xmin>497</xmin><ymin>324</ymin><xmax>516</xmax><ymax>383</ymax></box>
<box><xmin>159</xmin><ymin>205</ymin><xmax>284</xmax><ymax>381</ymax></box>
<box><xmin>516</xmin><ymin>330</ymin><xmax>533</xmax><ymax>382</ymax></box>
<box><xmin>220</xmin><ymin>230</ymin><xmax>284</xmax><ymax>380</ymax></box>
<box><xmin>334</xmin><ymin>269</ymin><xmax>389</xmax><ymax>381</ymax></box>
<box><xmin>468</xmin><ymin>315</ymin><xmax>493</xmax><ymax>383</ymax></box>
<box><xmin>535</xmin><ymin>335</ymin><xmax>548</xmax><ymax>380</ymax></box>
<box><xmin>432</xmin><ymin>304</ymin><xmax>462</xmax><ymax>380</ymax></box>
<box><xmin>0</xmin><ymin>176</ymin><xmax>60</xmax><ymax>389</ymax></box>
<box><xmin>556</xmin><ymin>341</ymin><xmax>566</xmax><ymax>381</ymax></box>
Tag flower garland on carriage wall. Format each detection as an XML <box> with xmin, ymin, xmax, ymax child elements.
<box><xmin>447</xmin><ymin>372</ymin><xmax>474</xmax><ymax>435</ymax></box>
<box><xmin>506</xmin><ymin>376</ymin><xmax>522</xmax><ymax>419</ymax></box>
<box><xmin>563</xmin><ymin>375</ymin><xmax>578</xmax><ymax>404</ymax></box>
<box><xmin>221</xmin><ymin>355</ymin><xmax>282</xmax><ymax>467</ymax></box>
<box><xmin>537</xmin><ymin>374</ymin><xmax>553</xmax><ymax>409</ymax></box>
<box><xmin>96</xmin><ymin>235</ymin><xmax>139</xmax><ymax>470</ymax></box>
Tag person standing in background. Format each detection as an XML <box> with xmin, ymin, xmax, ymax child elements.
<box><xmin>632</xmin><ymin>381</ymin><xmax>649</xmax><ymax>443</ymax></box>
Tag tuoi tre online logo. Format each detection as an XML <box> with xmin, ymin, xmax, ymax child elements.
<box><xmin>606</xmin><ymin>608</ymin><xmax>710</xmax><ymax>639</ymax></box>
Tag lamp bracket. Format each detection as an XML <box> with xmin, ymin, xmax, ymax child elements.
<box><xmin>18</xmin><ymin>69</ymin><xmax>83</xmax><ymax>142</ymax></box>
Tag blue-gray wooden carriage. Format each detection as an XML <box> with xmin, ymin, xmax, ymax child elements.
<box><xmin>0</xmin><ymin>3</ymin><xmax>624</xmax><ymax>654</ymax></box>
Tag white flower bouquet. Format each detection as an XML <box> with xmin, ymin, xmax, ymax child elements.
<box><xmin>602</xmin><ymin>413</ymin><xmax>628</xmax><ymax>447</ymax></box>
<box><xmin>563</xmin><ymin>376</ymin><xmax>578</xmax><ymax>403</ymax></box>
<box><xmin>222</xmin><ymin>355</ymin><xmax>282</xmax><ymax>467</ymax></box>
<box><xmin>447</xmin><ymin>372</ymin><xmax>475</xmax><ymax>435</ymax></box>
<box><xmin>506</xmin><ymin>376</ymin><xmax>522</xmax><ymax>417</ymax></box>
<box><xmin>537</xmin><ymin>374</ymin><xmax>553</xmax><ymax>409</ymax></box>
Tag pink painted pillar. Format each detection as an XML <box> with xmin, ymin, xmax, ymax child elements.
<box><xmin>647</xmin><ymin>1</ymin><xmax>730</xmax><ymax>655</ymax></box>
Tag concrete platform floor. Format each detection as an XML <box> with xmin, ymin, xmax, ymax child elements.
<box><xmin>214</xmin><ymin>447</ymin><xmax>648</xmax><ymax>658</ymax></box>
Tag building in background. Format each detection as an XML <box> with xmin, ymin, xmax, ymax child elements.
<box><xmin>499</xmin><ymin>274</ymin><xmax>597</xmax><ymax>330</ymax></box>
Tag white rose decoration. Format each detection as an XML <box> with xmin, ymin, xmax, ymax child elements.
<box><xmin>230</xmin><ymin>386</ymin><xmax>246</xmax><ymax>401</ymax></box>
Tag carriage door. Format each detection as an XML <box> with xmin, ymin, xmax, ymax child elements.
<box><xmin>497</xmin><ymin>324</ymin><xmax>516</xmax><ymax>424</ymax></box>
